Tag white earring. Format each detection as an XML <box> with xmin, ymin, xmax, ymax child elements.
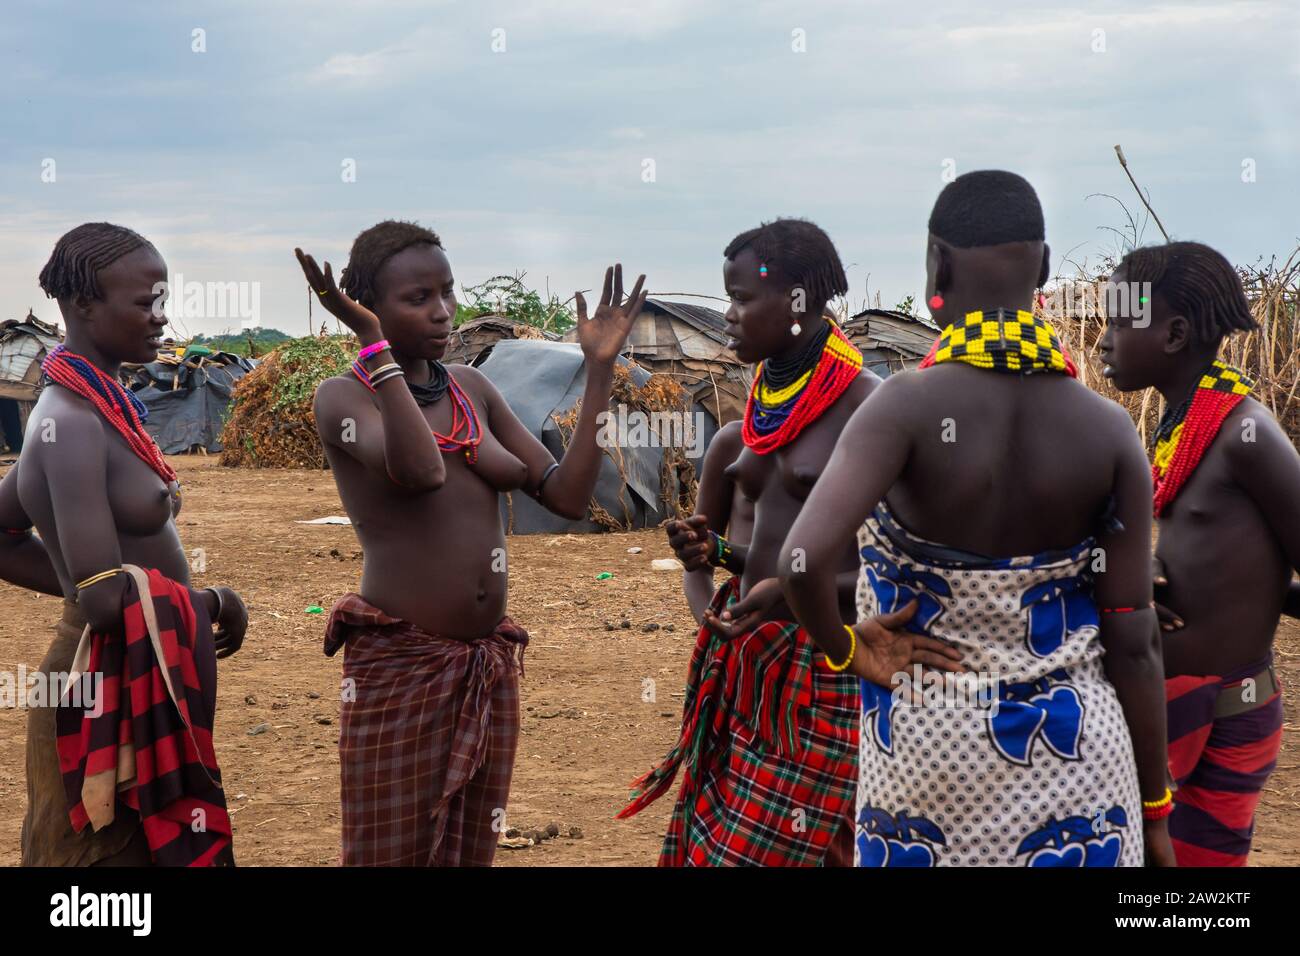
<box><xmin>791</xmin><ymin>322</ymin><xmax>802</xmax><ymax>336</ymax></box>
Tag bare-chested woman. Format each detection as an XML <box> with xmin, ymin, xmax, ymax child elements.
<box><xmin>620</xmin><ymin>219</ymin><xmax>959</xmax><ymax>866</ymax></box>
<box><xmin>296</xmin><ymin>220</ymin><xmax>645</xmax><ymax>866</ymax></box>
<box><xmin>0</xmin><ymin>222</ymin><xmax>248</xmax><ymax>866</ymax></box>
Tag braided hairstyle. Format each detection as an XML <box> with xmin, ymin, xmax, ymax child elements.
<box><xmin>1117</xmin><ymin>242</ymin><xmax>1257</xmax><ymax>349</ymax></box>
<box><xmin>724</xmin><ymin>218</ymin><xmax>848</xmax><ymax>308</ymax></box>
<box><xmin>38</xmin><ymin>222</ymin><xmax>154</xmax><ymax>301</ymax></box>
<box><xmin>340</xmin><ymin>220</ymin><xmax>443</xmax><ymax>307</ymax></box>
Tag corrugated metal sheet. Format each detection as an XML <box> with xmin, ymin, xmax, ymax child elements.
<box><xmin>0</xmin><ymin>315</ymin><xmax>62</xmax><ymax>400</ymax></box>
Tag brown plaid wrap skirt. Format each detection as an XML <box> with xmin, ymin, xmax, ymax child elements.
<box><xmin>324</xmin><ymin>593</ymin><xmax>528</xmax><ymax>866</ymax></box>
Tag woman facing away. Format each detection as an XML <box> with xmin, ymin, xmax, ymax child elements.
<box><xmin>0</xmin><ymin>222</ymin><xmax>248</xmax><ymax>866</ymax></box>
<box><xmin>781</xmin><ymin>171</ymin><xmax>1176</xmax><ymax>867</ymax></box>
<box><xmin>296</xmin><ymin>220</ymin><xmax>645</xmax><ymax>866</ymax></box>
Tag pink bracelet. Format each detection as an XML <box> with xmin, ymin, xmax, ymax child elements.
<box><xmin>358</xmin><ymin>340</ymin><xmax>391</xmax><ymax>362</ymax></box>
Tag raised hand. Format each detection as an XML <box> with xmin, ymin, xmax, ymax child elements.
<box><xmin>848</xmin><ymin>600</ymin><xmax>966</xmax><ymax>690</ymax></box>
<box><xmin>667</xmin><ymin>515</ymin><xmax>712</xmax><ymax>571</ymax></box>
<box><xmin>574</xmin><ymin>264</ymin><xmax>647</xmax><ymax>367</ymax></box>
<box><xmin>294</xmin><ymin>247</ymin><xmax>383</xmax><ymax>343</ymax></box>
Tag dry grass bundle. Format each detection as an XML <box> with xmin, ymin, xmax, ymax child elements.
<box><xmin>219</xmin><ymin>333</ymin><xmax>357</xmax><ymax>468</ymax></box>
<box><xmin>1040</xmin><ymin>247</ymin><xmax>1300</xmax><ymax>445</ymax></box>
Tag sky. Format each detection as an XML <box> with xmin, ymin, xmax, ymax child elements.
<box><xmin>1</xmin><ymin>0</ymin><xmax>1297</xmax><ymax>337</ymax></box>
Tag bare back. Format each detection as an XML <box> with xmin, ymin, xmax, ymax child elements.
<box><xmin>885</xmin><ymin>364</ymin><xmax>1131</xmax><ymax>555</ymax></box>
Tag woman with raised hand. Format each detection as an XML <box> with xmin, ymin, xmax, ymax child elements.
<box><xmin>0</xmin><ymin>222</ymin><xmax>247</xmax><ymax>867</ymax></box>
<box><xmin>297</xmin><ymin>220</ymin><xmax>645</xmax><ymax>866</ymax></box>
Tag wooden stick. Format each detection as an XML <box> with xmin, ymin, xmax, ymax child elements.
<box><xmin>1114</xmin><ymin>145</ymin><xmax>1171</xmax><ymax>242</ymax></box>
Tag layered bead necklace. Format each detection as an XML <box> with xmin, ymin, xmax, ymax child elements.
<box><xmin>742</xmin><ymin>319</ymin><xmax>863</xmax><ymax>454</ymax></box>
<box><xmin>1151</xmin><ymin>359</ymin><xmax>1253</xmax><ymax>517</ymax></box>
<box><xmin>350</xmin><ymin>358</ymin><xmax>483</xmax><ymax>463</ymax></box>
<box><xmin>41</xmin><ymin>345</ymin><xmax>177</xmax><ymax>485</ymax></box>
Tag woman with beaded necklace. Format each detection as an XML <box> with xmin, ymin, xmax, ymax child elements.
<box><xmin>620</xmin><ymin>219</ymin><xmax>961</xmax><ymax>866</ymax></box>
<box><xmin>0</xmin><ymin>222</ymin><xmax>248</xmax><ymax>866</ymax></box>
<box><xmin>295</xmin><ymin>220</ymin><xmax>645</xmax><ymax>866</ymax></box>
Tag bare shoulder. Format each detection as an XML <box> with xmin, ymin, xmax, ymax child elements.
<box><xmin>703</xmin><ymin>419</ymin><xmax>744</xmax><ymax>469</ymax></box>
<box><xmin>1071</xmin><ymin>378</ymin><xmax>1138</xmax><ymax>430</ymax></box>
<box><xmin>447</xmin><ymin>362</ymin><xmax>494</xmax><ymax>400</ymax></box>
<box><xmin>31</xmin><ymin>388</ymin><xmax>106</xmax><ymax>443</ymax></box>
<box><xmin>313</xmin><ymin>373</ymin><xmax>372</xmax><ymax>431</ymax></box>
<box><xmin>314</xmin><ymin>372</ymin><xmax>368</xmax><ymax>405</ymax></box>
<box><xmin>863</xmin><ymin>367</ymin><xmax>928</xmax><ymax>409</ymax></box>
<box><xmin>1223</xmin><ymin>396</ymin><xmax>1294</xmax><ymax>464</ymax></box>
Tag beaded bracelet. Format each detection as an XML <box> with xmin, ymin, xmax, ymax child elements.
<box><xmin>1101</xmin><ymin>601</ymin><xmax>1154</xmax><ymax>614</ymax></box>
<box><xmin>708</xmin><ymin>531</ymin><xmax>733</xmax><ymax>568</ymax></box>
<box><xmin>358</xmin><ymin>340</ymin><xmax>391</xmax><ymax>362</ymax></box>
<box><xmin>1141</xmin><ymin>787</ymin><xmax>1173</xmax><ymax>821</ymax></box>
<box><xmin>825</xmin><ymin>624</ymin><xmax>856</xmax><ymax>672</ymax></box>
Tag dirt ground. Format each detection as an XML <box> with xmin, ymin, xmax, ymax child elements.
<box><xmin>1</xmin><ymin>455</ymin><xmax>1297</xmax><ymax>866</ymax></box>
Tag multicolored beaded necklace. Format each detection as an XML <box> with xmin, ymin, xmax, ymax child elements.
<box><xmin>41</xmin><ymin>345</ymin><xmax>177</xmax><ymax>485</ymax></box>
<box><xmin>742</xmin><ymin>319</ymin><xmax>863</xmax><ymax>454</ymax></box>
<box><xmin>1151</xmin><ymin>359</ymin><xmax>1253</xmax><ymax>517</ymax></box>
<box><xmin>351</xmin><ymin>359</ymin><xmax>483</xmax><ymax>463</ymax></box>
<box><xmin>919</xmin><ymin>308</ymin><xmax>1078</xmax><ymax>377</ymax></box>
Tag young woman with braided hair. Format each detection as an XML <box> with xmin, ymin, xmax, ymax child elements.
<box><xmin>623</xmin><ymin>219</ymin><xmax>962</xmax><ymax>866</ymax></box>
<box><xmin>1101</xmin><ymin>241</ymin><xmax>1300</xmax><ymax>865</ymax></box>
<box><xmin>295</xmin><ymin>220</ymin><xmax>646</xmax><ymax>866</ymax></box>
<box><xmin>0</xmin><ymin>222</ymin><xmax>248</xmax><ymax>866</ymax></box>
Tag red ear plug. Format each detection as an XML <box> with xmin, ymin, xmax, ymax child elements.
<box><xmin>928</xmin><ymin>294</ymin><xmax>944</xmax><ymax>310</ymax></box>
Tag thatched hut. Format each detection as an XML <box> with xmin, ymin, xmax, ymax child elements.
<box><xmin>841</xmin><ymin>308</ymin><xmax>938</xmax><ymax>377</ymax></box>
<box><xmin>443</xmin><ymin>315</ymin><xmax>559</xmax><ymax>368</ymax></box>
<box><xmin>561</xmin><ymin>297</ymin><xmax>751</xmax><ymax>428</ymax></box>
<box><xmin>0</xmin><ymin>312</ymin><xmax>63</xmax><ymax>452</ymax></box>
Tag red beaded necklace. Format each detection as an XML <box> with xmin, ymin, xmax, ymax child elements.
<box><xmin>350</xmin><ymin>361</ymin><xmax>483</xmax><ymax>463</ymax></box>
<box><xmin>41</xmin><ymin>345</ymin><xmax>177</xmax><ymax>485</ymax></box>
<box><xmin>1151</xmin><ymin>360</ymin><xmax>1253</xmax><ymax>517</ymax></box>
<box><xmin>742</xmin><ymin>320</ymin><xmax>863</xmax><ymax>454</ymax></box>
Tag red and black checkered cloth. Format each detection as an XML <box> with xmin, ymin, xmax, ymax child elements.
<box><xmin>618</xmin><ymin>576</ymin><xmax>859</xmax><ymax>866</ymax></box>
<box><xmin>54</xmin><ymin>567</ymin><xmax>232</xmax><ymax>867</ymax></box>
<box><xmin>324</xmin><ymin>593</ymin><xmax>528</xmax><ymax>866</ymax></box>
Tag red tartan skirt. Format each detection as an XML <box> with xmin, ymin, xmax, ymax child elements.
<box><xmin>618</xmin><ymin>577</ymin><xmax>859</xmax><ymax>866</ymax></box>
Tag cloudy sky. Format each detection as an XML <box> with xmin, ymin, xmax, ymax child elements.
<box><xmin>2</xmin><ymin>0</ymin><xmax>1297</xmax><ymax>336</ymax></box>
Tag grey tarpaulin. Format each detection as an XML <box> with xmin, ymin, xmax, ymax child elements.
<box><xmin>475</xmin><ymin>338</ymin><xmax>717</xmax><ymax>534</ymax></box>
<box><xmin>129</xmin><ymin>354</ymin><xmax>256</xmax><ymax>454</ymax></box>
